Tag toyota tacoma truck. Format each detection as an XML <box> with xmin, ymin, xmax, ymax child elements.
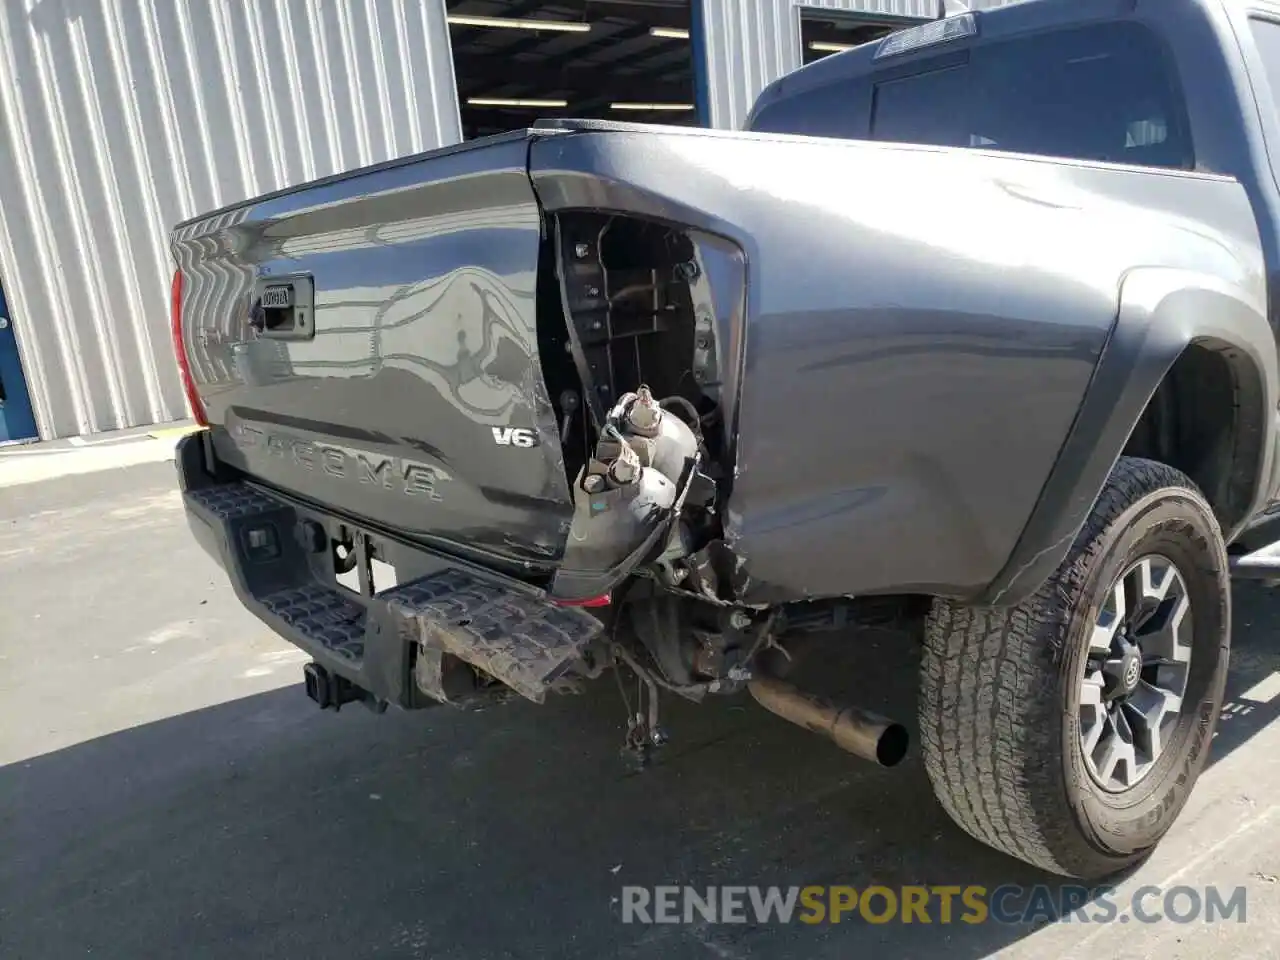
<box><xmin>171</xmin><ymin>0</ymin><xmax>1280</xmax><ymax>879</ymax></box>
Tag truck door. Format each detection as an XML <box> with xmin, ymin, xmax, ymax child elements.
<box><xmin>1240</xmin><ymin>14</ymin><xmax>1280</xmax><ymax>342</ymax></box>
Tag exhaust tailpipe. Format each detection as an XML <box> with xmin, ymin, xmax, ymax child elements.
<box><xmin>748</xmin><ymin>675</ymin><xmax>908</xmax><ymax>768</ymax></box>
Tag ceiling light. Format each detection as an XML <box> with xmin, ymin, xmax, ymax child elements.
<box><xmin>467</xmin><ymin>98</ymin><xmax>569</xmax><ymax>108</ymax></box>
<box><xmin>809</xmin><ymin>41</ymin><xmax>856</xmax><ymax>52</ymax></box>
<box><xmin>610</xmin><ymin>102</ymin><xmax>695</xmax><ymax>111</ymax></box>
<box><xmin>448</xmin><ymin>15</ymin><xmax>590</xmax><ymax>33</ymax></box>
<box><xmin>649</xmin><ymin>27</ymin><xmax>689</xmax><ymax>39</ymax></box>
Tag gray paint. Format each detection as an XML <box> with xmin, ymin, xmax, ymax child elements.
<box><xmin>739</xmin><ymin>0</ymin><xmax>1280</xmax><ymax>604</ymax></box>
<box><xmin>986</xmin><ymin>268</ymin><xmax>1277</xmax><ymax>605</ymax></box>
<box><xmin>0</xmin><ymin>0</ymin><xmax>459</xmax><ymax>440</ymax></box>
<box><xmin>172</xmin><ymin>132</ymin><xmax>570</xmax><ymax>573</ymax></box>
<box><xmin>174</xmin><ymin>0</ymin><xmax>1280</xmax><ymax>611</ymax></box>
<box><xmin>698</xmin><ymin>0</ymin><xmax>942</xmax><ymax>130</ymax></box>
<box><xmin>986</xmin><ymin>0</ymin><xmax>1280</xmax><ymax>600</ymax></box>
<box><xmin>530</xmin><ymin>124</ymin><xmax>1265</xmax><ymax>604</ymax></box>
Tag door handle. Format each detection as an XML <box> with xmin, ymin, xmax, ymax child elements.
<box><xmin>0</xmin><ymin>317</ymin><xmax>9</xmax><ymax>330</ymax></box>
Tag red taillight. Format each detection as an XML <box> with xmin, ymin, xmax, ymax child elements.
<box><xmin>552</xmin><ymin>593</ymin><xmax>612</xmax><ymax>608</ymax></box>
<box><xmin>170</xmin><ymin>267</ymin><xmax>208</xmax><ymax>426</ymax></box>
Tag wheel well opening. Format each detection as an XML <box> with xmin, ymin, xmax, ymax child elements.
<box><xmin>1120</xmin><ymin>340</ymin><xmax>1263</xmax><ymax>533</ymax></box>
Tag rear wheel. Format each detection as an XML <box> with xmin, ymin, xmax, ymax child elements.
<box><xmin>919</xmin><ymin>457</ymin><xmax>1230</xmax><ymax>878</ymax></box>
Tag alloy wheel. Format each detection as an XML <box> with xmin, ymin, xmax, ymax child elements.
<box><xmin>1079</xmin><ymin>555</ymin><xmax>1193</xmax><ymax>792</ymax></box>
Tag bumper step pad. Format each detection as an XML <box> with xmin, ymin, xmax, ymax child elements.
<box><xmin>186</xmin><ymin>482</ymin><xmax>286</xmax><ymax>522</ymax></box>
<box><xmin>386</xmin><ymin>569</ymin><xmax>603</xmax><ymax>703</ymax></box>
<box><xmin>260</xmin><ymin>583</ymin><xmax>366</xmax><ymax>664</ymax></box>
<box><xmin>182</xmin><ymin>477</ymin><xmax>603</xmax><ymax>706</ymax></box>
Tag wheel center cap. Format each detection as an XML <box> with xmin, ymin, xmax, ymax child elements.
<box><xmin>1122</xmin><ymin>654</ymin><xmax>1141</xmax><ymax>693</ymax></box>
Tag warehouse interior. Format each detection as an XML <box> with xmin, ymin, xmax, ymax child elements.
<box><xmin>447</xmin><ymin>0</ymin><xmax>700</xmax><ymax>138</ymax></box>
<box><xmin>799</xmin><ymin>9</ymin><xmax>917</xmax><ymax>66</ymax></box>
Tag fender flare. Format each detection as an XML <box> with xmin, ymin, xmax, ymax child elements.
<box><xmin>979</xmin><ymin>267</ymin><xmax>1276</xmax><ymax>607</ymax></box>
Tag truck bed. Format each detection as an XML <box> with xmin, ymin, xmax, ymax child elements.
<box><xmin>172</xmin><ymin>119</ymin><xmax>1261</xmax><ymax>604</ymax></box>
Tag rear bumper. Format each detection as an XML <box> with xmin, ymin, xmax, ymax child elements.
<box><xmin>175</xmin><ymin>433</ymin><xmax>604</xmax><ymax>708</ymax></box>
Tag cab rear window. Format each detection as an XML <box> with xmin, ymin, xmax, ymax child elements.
<box><xmin>752</xmin><ymin>21</ymin><xmax>1192</xmax><ymax>170</ymax></box>
<box><xmin>872</xmin><ymin>22</ymin><xmax>1190</xmax><ymax>169</ymax></box>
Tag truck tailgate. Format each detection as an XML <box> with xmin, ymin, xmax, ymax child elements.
<box><xmin>171</xmin><ymin>131</ymin><xmax>572</xmax><ymax>571</ymax></box>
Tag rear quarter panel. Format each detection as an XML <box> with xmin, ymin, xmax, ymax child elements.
<box><xmin>531</xmin><ymin>129</ymin><xmax>1263</xmax><ymax>602</ymax></box>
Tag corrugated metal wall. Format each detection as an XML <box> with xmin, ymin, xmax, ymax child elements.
<box><xmin>698</xmin><ymin>0</ymin><xmax>942</xmax><ymax>130</ymax></box>
<box><xmin>0</xmin><ymin>0</ymin><xmax>461</xmax><ymax>440</ymax></box>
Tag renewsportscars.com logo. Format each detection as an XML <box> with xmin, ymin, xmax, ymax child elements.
<box><xmin>618</xmin><ymin>884</ymin><xmax>1249</xmax><ymax>926</ymax></box>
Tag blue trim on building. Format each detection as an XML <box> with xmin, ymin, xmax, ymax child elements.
<box><xmin>0</xmin><ymin>284</ymin><xmax>37</xmax><ymax>443</ymax></box>
<box><xmin>690</xmin><ymin>0</ymin><xmax>713</xmax><ymax>127</ymax></box>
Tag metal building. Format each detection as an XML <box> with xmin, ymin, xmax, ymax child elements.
<box><xmin>0</xmin><ymin>0</ymin><xmax>1019</xmax><ymax>443</ymax></box>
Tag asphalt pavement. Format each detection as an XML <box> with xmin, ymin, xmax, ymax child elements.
<box><xmin>3</xmin><ymin>456</ymin><xmax>1280</xmax><ymax>959</ymax></box>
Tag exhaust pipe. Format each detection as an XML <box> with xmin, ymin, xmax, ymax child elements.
<box><xmin>748</xmin><ymin>675</ymin><xmax>909</xmax><ymax>767</ymax></box>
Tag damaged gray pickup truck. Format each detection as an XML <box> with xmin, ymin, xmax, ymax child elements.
<box><xmin>171</xmin><ymin>0</ymin><xmax>1280</xmax><ymax>878</ymax></box>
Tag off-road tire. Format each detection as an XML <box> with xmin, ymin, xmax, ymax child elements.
<box><xmin>920</xmin><ymin>457</ymin><xmax>1231</xmax><ymax>879</ymax></box>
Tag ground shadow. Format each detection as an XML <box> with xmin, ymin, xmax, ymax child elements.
<box><xmin>1210</xmin><ymin>583</ymin><xmax>1280</xmax><ymax>765</ymax></box>
<box><xmin>3</xmin><ymin>584</ymin><xmax>1278</xmax><ymax>960</ymax></box>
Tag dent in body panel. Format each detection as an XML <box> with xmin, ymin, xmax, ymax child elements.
<box><xmin>173</xmin><ymin>138</ymin><xmax>573</xmax><ymax>568</ymax></box>
<box><xmin>737</xmin><ymin>170</ymin><xmax>1265</xmax><ymax>603</ymax></box>
<box><xmin>728</xmin><ymin>304</ymin><xmax>1107</xmax><ymax>602</ymax></box>
<box><xmin>533</xmin><ymin>128</ymin><xmax>1265</xmax><ymax>602</ymax></box>
<box><xmin>718</xmin><ymin>153</ymin><xmax>1248</xmax><ymax>603</ymax></box>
